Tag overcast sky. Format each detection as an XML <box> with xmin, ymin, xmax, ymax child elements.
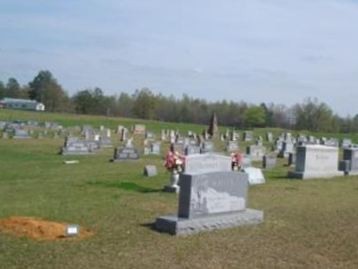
<box><xmin>1</xmin><ymin>0</ymin><xmax>357</xmax><ymax>115</ymax></box>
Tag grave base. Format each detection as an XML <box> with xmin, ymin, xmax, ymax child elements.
<box><xmin>288</xmin><ymin>171</ymin><xmax>343</xmax><ymax>179</ymax></box>
<box><xmin>163</xmin><ymin>185</ymin><xmax>180</xmax><ymax>193</ymax></box>
<box><xmin>61</xmin><ymin>151</ymin><xmax>94</xmax><ymax>156</ymax></box>
<box><xmin>155</xmin><ymin>209</ymin><xmax>264</xmax><ymax>236</ymax></box>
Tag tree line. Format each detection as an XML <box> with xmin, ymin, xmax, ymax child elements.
<box><xmin>1</xmin><ymin>70</ymin><xmax>357</xmax><ymax>133</ymax></box>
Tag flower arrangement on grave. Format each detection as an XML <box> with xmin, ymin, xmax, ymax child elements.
<box><xmin>164</xmin><ymin>147</ymin><xmax>185</xmax><ymax>173</ymax></box>
<box><xmin>231</xmin><ymin>151</ymin><xmax>243</xmax><ymax>171</ymax></box>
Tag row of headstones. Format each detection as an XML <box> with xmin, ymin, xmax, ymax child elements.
<box><xmin>0</xmin><ymin>120</ymin><xmax>62</xmax><ymax>130</ymax></box>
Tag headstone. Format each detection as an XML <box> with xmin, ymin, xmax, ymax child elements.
<box><xmin>184</xmin><ymin>145</ymin><xmax>201</xmax><ymax>155</ymax></box>
<box><xmin>145</xmin><ymin>142</ymin><xmax>161</xmax><ymax>155</ymax></box>
<box><xmin>133</xmin><ymin>124</ymin><xmax>146</xmax><ymax>135</ymax></box>
<box><xmin>278</xmin><ymin>141</ymin><xmax>294</xmax><ymax>158</ymax></box>
<box><xmin>266</xmin><ymin>132</ymin><xmax>273</xmax><ymax>142</ymax></box>
<box><xmin>243</xmin><ymin>131</ymin><xmax>253</xmax><ymax>142</ymax></box>
<box><xmin>325</xmin><ymin>138</ymin><xmax>339</xmax><ymax>147</ymax></box>
<box><xmin>288</xmin><ymin>145</ymin><xmax>341</xmax><ymax>179</ymax></box>
<box><xmin>241</xmin><ymin>155</ymin><xmax>252</xmax><ymax>168</ymax></box>
<box><xmin>155</xmin><ymin>154</ymin><xmax>264</xmax><ymax>235</ymax></box>
<box><xmin>61</xmin><ymin>141</ymin><xmax>93</xmax><ymax>155</ymax></box>
<box><xmin>184</xmin><ymin>154</ymin><xmax>232</xmax><ymax>174</ymax></box>
<box><xmin>112</xmin><ymin>146</ymin><xmax>140</xmax><ymax>161</ymax></box>
<box><xmin>207</xmin><ymin>112</ymin><xmax>218</xmax><ymax>138</ymax></box>
<box><xmin>13</xmin><ymin>129</ymin><xmax>30</xmax><ymax>139</ymax></box>
<box><xmin>341</xmin><ymin>139</ymin><xmax>352</xmax><ymax>148</ymax></box>
<box><xmin>340</xmin><ymin>148</ymin><xmax>358</xmax><ymax>175</ymax></box>
<box><xmin>242</xmin><ymin>167</ymin><xmax>266</xmax><ymax>185</ymax></box>
<box><xmin>120</xmin><ymin>128</ymin><xmax>127</xmax><ymax>142</ymax></box>
<box><xmin>288</xmin><ymin>152</ymin><xmax>296</xmax><ymax>166</ymax></box>
<box><xmin>99</xmin><ymin>136</ymin><xmax>113</xmax><ymax>148</ymax></box>
<box><xmin>226</xmin><ymin>141</ymin><xmax>239</xmax><ymax>153</ymax></box>
<box><xmin>262</xmin><ymin>155</ymin><xmax>277</xmax><ymax>169</ymax></box>
<box><xmin>144</xmin><ymin>165</ymin><xmax>158</xmax><ymax>177</ymax></box>
<box><xmin>200</xmin><ymin>141</ymin><xmax>214</xmax><ymax>154</ymax></box>
<box><xmin>246</xmin><ymin>145</ymin><xmax>266</xmax><ymax>161</ymax></box>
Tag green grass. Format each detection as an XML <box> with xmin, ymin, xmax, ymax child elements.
<box><xmin>1</xmin><ymin>109</ymin><xmax>358</xmax><ymax>268</ymax></box>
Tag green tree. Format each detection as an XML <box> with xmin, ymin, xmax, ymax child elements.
<box><xmin>29</xmin><ymin>70</ymin><xmax>70</xmax><ymax>112</ymax></box>
<box><xmin>132</xmin><ymin>88</ymin><xmax>157</xmax><ymax>119</ymax></box>
<box><xmin>294</xmin><ymin>98</ymin><xmax>336</xmax><ymax>132</ymax></box>
<box><xmin>6</xmin><ymin>78</ymin><xmax>21</xmax><ymax>98</ymax></box>
<box><xmin>0</xmin><ymin>81</ymin><xmax>5</xmax><ymax>99</ymax></box>
<box><xmin>243</xmin><ymin>106</ymin><xmax>266</xmax><ymax>127</ymax></box>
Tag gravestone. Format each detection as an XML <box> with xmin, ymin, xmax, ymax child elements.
<box><xmin>266</xmin><ymin>132</ymin><xmax>273</xmax><ymax>142</ymax></box>
<box><xmin>340</xmin><ymin>148</ymin><xmax>358</xmax><ymax>175</ymax></box>
<box><xmin>207</xmin><ymin>112</ymin><xmax>218</xmax><ymax>138</ymax></box>
<box><xmin>13</xmin><ymin>129</ymin><xmax>30</xmax><ymax>139</ymax></box>
<box><xmin>243</xmin><ymin>131</ymin><xmax>253</xmax><ymax>142</ymax></box>
<box><xmin>200</xmin><ymin>141</ymin><xmax>214</xmax><ymax>154</ymax></box>
<box><xmin>262</xmin><ymin>155</ymin><xmax>277</xmax><ymax>169</ymax></box>
<box><xmin>288</xmin><ymin>145</ymin><xmax>341</xmax><ymax>179</ymax></box>
<box><xmin>246</xmin><ymin>145</ymin><xmax>266</xmax><ymax>161</ymax></box>
<box><xmin>185</xmin><ymin>145</ymin><xmax>201</xmax><ymax>155</ymax></box>
<box><xmin>241</xmin><ymin>155</ymin><xmax>252</xmax><ymax>168</ymax></box>
<box><xmin>278</xmin><ymin>141</ymin><xmax>294</xmax><ymax>158</ymax></box>
<box><xmin>325</xmin><ymin>138</ymin><xmax>339</xmax><ymax>147</ymax></box>
<box><xmin>184</xmin><ymin>154</ymin><xmax>232</xmax><ymax>174</ymax></box>
<box><xmin>144</xmin><ymin>165</ymin><xmax>158</xmax><ymax>177</ymax></box>
<box><xmin>341</xmin><ymin>139</ymin><xmax>352</xmax><ymax>148</ymax></box>
<box><xmin>155</xmin><ymin>154</ymin><xmax>264</xmax><ymax>235</ymax></box>
<box><xmin>112</xmin><ymin>146</ymin><xmax>140</xmax><ymax>161</ymax></box>
<box><xmin>144</xmin><ymin>142</ymin><xmax>161</xmax><ymax>155</ymax></box>
<box><xmin>99</xmin><ymin>136</ymin><xmax>112</xmax><ymax>148</ymax></box>
<box><xmin>61</xmin><ymin>141</ymin><xmax>93</xmax><ymax>155</ymax></box>
<box><xmin>242</xmin><ymin>167</ymin><xmax>266</xmax><ymax>185</ymax></box>
<box><xmin>226</xmin><ymin>141</ymin><xmax>239</xmax><ymax>153</ymax></box>
<box><xmin>133</xmin><ymin>124</ymin><xmax>146</xmax><ymax>135</ymax></box>
<box><xmin>288</xmin><ymin>152</ymin><xmax>296</xmax><ymax>166</ymax></box>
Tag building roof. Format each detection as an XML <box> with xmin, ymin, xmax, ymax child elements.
<box><xmin>1</xmin><ymin>98</ymin><xmax>39</xmax><ymax>104</ymax></box>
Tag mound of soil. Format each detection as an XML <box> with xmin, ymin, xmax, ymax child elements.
<box><xmin>0</xmin><ymin>216</ymin><xmax>94</xmax><ymax>241</ymax></box>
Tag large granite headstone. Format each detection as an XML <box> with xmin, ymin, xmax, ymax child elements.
<box><xmin>155</xmin><ymin>154</ymin><xmax>264</xmax><ymax>235</ymax></box>
<box><xmin>288</xmin><ymin>145</ymin><xmax>341</xmax><ymax>179</ymax></box>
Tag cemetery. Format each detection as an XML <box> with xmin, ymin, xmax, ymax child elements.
<box><xmin>1</xmin><ymin>109</ymin><xmax>358</xmax><ymax>268</ymax></box>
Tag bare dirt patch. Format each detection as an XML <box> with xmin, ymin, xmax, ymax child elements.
<box><xmin>0</xmin><ymin>216</ymin><xmax>94</xmax><ymax>241</ymax></box>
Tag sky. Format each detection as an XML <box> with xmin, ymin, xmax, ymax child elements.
<box><xmin>0</xmin><ymin>0</ymin><xmax>358</xmax><ymax>116</ymax></box>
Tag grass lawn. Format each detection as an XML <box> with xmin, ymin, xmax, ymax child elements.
<box><xmin>1</xmin><ymin>110</ymin><xmax>358</xmax><ymax>268</ymax></box>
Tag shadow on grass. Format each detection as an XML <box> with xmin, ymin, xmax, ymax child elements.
<box><xmin>88</xmin><ymin>181</ymin><xmax>163</xmax><ymax>193</ymax></box>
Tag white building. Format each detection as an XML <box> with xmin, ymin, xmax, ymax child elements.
<box><xmin>0</xmin><ymin>98</ymin><xmax>45</xmax><ymax>111</ymax></box>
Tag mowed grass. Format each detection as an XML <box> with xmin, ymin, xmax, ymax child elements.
<box><xmin>1</xmin><ymin>110</ymin><xmax>358</xmax><ymax>268</ymax></box>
